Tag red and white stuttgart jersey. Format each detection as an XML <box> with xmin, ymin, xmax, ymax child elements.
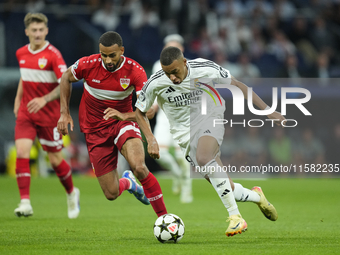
<box><xmin>16</xmin><ymin>42</ymin><xmax>67</xmax><ymax>126</ymax></box>
<box><xmin>71</xmin><ymin>54</ymin><xmax>147</xmax><ymax>133</ymax></box>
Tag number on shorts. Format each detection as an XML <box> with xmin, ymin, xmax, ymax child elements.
<box><xmin>186</xmin><ymin>155</ymin><xmax>196</xmax><ymax>167</ymax></box>
<box><xmin>53</xmin><ymin>127</ymin><xmax>60</xmax><ymax>141</ymax></box>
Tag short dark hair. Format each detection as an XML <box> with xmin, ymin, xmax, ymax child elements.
<box><xmin>160</xmin><ymin>46</ymin><xmax>183</xmax><ymax>66</ymax></box>
<box><xmin>99</xmin><ymin>31</ymin><xmax>123</xmax><ymax>47</ymax></box>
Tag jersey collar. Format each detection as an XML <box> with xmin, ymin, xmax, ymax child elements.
<box><xmin>28</xmin><ymin>41</ymin><xmax>50</xmax><ymax>54</ymax></box>
<box><xmin>101</xmin><ymin>56</ymin><xmax>126</xmax><ymax>72</ymax></box>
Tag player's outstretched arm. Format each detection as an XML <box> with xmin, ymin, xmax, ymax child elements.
<box><xmin>14</xmin><ymin>78</ymin><xmax>23</xmax><ymax>118</ymax></box>
<box><xmin>230</xmin><ymin>76</ymin><xmax>286</xmax><ymax>127</ymax></box>
<box><xmin>135</xmin><ymin>108</ymin><xmax>160</xmax><ymax>159</ymax></box>
<box><xmin>57</xmin><ymin>67</ymin><xmax>77</xmax><ymax>135</ymax></box>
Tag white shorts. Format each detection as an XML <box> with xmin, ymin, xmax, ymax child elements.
<box><xmin>181</xmin><ymin>115</ymin><xmax>225</xmax><ymax>167</ymax></box>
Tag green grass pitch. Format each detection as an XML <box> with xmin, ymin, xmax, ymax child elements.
<box><xmin>0</xmin><ymin>176</ymin><xmax>339</xmax><ymax>255</ymax></box>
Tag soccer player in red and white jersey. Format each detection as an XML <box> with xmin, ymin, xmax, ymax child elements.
<box><xmin>57</xmin><ymin>31</ymin><xmax>168</xmax><ymax>218</ymax></box>
<box><xmin>14</xmin><ymin>13</ymin><xmax>80</xmax><ymax>218</ymax></box>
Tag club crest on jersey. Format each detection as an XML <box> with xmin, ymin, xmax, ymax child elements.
<box><xmin>120</xmin><ymin>78</ymin><xmax>130</xmax><ymax>89</ymax></box>
<box><xmin>38</xmin><ymin>57</ymin><xmax>47</xmax><ymax>69</ymax></box>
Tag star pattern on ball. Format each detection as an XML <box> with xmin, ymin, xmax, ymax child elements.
<box><xmin>169</xmin><ymin>232</ymin><xmax>179</xmax><ymax>242</ymax></box>
<box><xmin>173</xmin><ymin>216</ymin><xmax>183</xmax><ymax>226</ymax></box>
<box><xmin>159</xmin><ymin>220</ymin><xmax>169</xmax><ymax>232</ymax></box>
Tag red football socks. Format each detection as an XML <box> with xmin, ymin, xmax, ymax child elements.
<box><xmin>15</xmin><ymin>158</ymin><xmax>31</xmax><ymax>200</ymax></box>
<box><xmin>53</xmin><ymin>160</ymin><xmax>74</xmax><ymax>194</ymax></box>
<box><xmin>118</xmin><ymin>177</ymin><xmax>130</xmax><ymax>196</ymax></box>
<box><xmin>140</xmin><ymin>172</ymin><xmax>167</xmax><ymax>217</ymax></box>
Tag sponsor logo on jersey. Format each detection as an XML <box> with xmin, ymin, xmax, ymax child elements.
<box><xmin>167</xmin><ymin>89</ymin><xmax>203</xmax><ymax>107</ymax></box>
<box><xmin>92</xmin><ymin>79</ymin><xmax>100</xmax><ymax>83</ymax></box>
<box><xmin>38</xmin><ymin>57</ymin><xmax>47</xmax><ymax>69</ymax></box>
<box><xmin>20</xmin><ymin>60</ymin><xmax>25</xmax><ymax>64</ymax></box>
<box><xmin>120</xmin><ymin>78</ymin><xmax>130</xmax><ymax>89</ymax></box>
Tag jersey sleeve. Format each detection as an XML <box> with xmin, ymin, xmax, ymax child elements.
<box><xmin>133</xmin><ymin>66</ymin><xmax>148</xmax><ymax>95</ymax></box>
<box><xmin>51</xmin><ymin>50</ymin><xmax>67</xmax><ymax>82</ymax></box>
<box><xmin>191</xmin><ymin>58</ymin><xmax>231</xmax><ymax>86</ymax></box>
<box><xmin>214</xmin><ymin>63</ymin><xmax>231</xmax><ymax>86</ymax></box>
<box><xmin>70</xmin><ymin>57</ymin><xmax>86</xmax><ymax>81</ymax></box>
<box><xmin>135</xmin><ymin>79</ymin><xmax>157</xmax><ymax>113</ymax></box>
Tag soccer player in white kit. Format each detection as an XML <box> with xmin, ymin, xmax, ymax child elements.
<box><xmin>136</xmin><ymin>47</ymin><xmax>286</xmax><ymax>236</ymax></box>
<box><xmin>151</xmin><ymin>34</ymin><xmax>192</xmax><ymax>203</ymax></box>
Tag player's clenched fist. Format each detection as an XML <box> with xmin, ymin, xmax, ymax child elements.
<box><xmin>57</xmin><ymin>113</ymin><xmax>74</xmax><ymax>135</ymax></box>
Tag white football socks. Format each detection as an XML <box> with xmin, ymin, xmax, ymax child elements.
<box><xmin>205</xmin><ymin>159</ymin><xmax>240</xmax><ymax>216</ymax></box>
<box><xmin>233</xmin><ymin>183</ymin><xmax>260</xmax><ymax>202</ymax></box>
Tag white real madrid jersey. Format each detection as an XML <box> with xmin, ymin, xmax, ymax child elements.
<box><xmin>136</xmin><ymin>58</ymin><xmax>231</xmax><ymax>146</ymax></box>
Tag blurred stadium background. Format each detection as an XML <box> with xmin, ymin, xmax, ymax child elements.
<box><xmin>0</xmin><ymin>0</ymin><xmax>339</xmax><ymax>177</ymax></box>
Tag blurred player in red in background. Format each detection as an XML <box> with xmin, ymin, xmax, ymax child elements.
<box><xmin>14</xmin><ymin>13</ymin><xmax>80</xmax><ymax>219</ymax></box>
<box><xmin>57</xmin><ymin>31</ymin><xmax>168</xmax><ymax>217</ymax></box>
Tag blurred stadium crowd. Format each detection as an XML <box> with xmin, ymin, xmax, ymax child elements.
<box><xmin>0</xmin><ymin>0</ymin><xmax>339</xmax><ymax>176</ymax></box>
<box><xmin>2</xmin><ymin>0</ymin><xmax>340</xmax><ymax>76</ymax></box>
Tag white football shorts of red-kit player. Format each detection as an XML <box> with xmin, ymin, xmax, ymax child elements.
<box><xmin>15</xmin><ymin>113</ymin><xmax>63</xmax><ymax>153</ymax></box>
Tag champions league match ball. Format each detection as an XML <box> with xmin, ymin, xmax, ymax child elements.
<box><xmin>153</xmin><ymin>214</ymin><xmax>185</xmax><ymax>243</ymax></box>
